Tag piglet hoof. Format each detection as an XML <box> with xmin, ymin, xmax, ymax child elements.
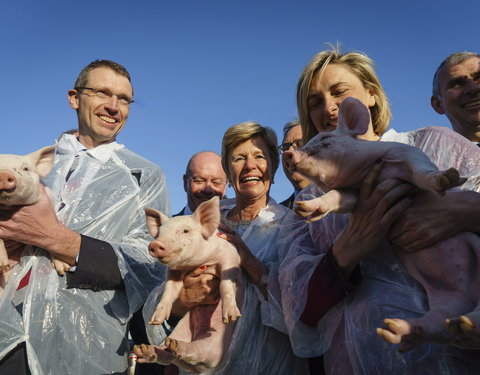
<box><xmin>148</xmin><ymin>305</ymin><xmax>169</xmax><ymax>325</ymax></box>
<box><xmin>377</xmin><ymin>318</ymin><xmax>412</xmax><ymax>343</ymax></box>
<box><xmin>0</xmin><ymin>264</ymin><xmax>11</xmax><ymax>272</ymax></box>
<box><xmin>447</xmin><ymin>315</ymin><xmax>480</xmax><ymax>349</ymax></box>
<box><xmin>134</xmin><ymin>344</ymin><xmax>158</xmax><ymax>363</ymax></box>
<box><xmin>51</xmin><ymin>257</ymin><xmax>71</xmax><ymax>276</ymax></box>
<box><xmin>293</xmin><ymin>200</ymin><xmax>316</xmax><ymax>218</ymax></box>
<box><xmin>222</xmin><ymin>304</ymin><xmax>241</xmax><ymax>324</ymax></box>
<box><xmin>436</xmin><ymin>168</ymin><xmax>466</xmax><ymax>191</ymax></box>
<box><xmin>165</xmin><ymin>338</ymin><xmax>202</xmax><ymax>367</ymax></box>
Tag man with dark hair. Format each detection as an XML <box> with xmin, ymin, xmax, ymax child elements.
<box><xmin>278</xmin><ymin>120</ymin><xmax>310</xmax><ymax>208</ymax></box>
<box><xmin>0</xmin><ymin>59</ymin><xmax>170</xmax><ymax>374</ymax></box>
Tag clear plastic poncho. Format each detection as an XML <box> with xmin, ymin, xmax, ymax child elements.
<box><xmin>0</xmin><ymin>134</ymin><xmax>170</xmax><ymax>375</ymax></box>
<box><xmin>143</xmin><ymin>198</ymin><xmax>309</xmax><ymax>374</ymax></box>
<box><xmin>278</xmin><ymin>126</ymin><xmax>480</xmax><ymax>374</ymax></box>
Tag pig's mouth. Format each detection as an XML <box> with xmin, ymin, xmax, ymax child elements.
<box><xmin>0</xmin><ymin>190</ymin><xmax>16</xmax><ymax>202</ymax></box>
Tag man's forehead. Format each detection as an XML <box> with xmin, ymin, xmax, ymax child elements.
<box><xmin>284</xmin><ymin>125</ymin><xmax>302</xmax><ymax>141</ymax></box>
<box><xmin>85</xmin><ymin>67</ymin><xmax>133</xmax><ymax>92</ymax></box>
<box><xmin>443</xmin><ymin>57</ymin><xmax>480</xmax><ymax>82</ymax></box>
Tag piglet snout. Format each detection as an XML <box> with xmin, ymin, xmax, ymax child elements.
<box><xmin>283</xmin><ymin>150</ymin><xmax>300</xmax><ymax>174</ymax></box>
<box><xmin>148</xmin><ymin>240</ymin><xmax>168</xmax><ymax>259</ymax></box>
<box><xmin>0</xmin><ymin>171</ymin><xmax>16</xmax><ymax>191</ymax></box>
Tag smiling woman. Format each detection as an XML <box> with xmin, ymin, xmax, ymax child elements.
<box><xmin>203</xmin><ymin>121</ymin><xmax>308</xmax><ymax>374</ymax></box>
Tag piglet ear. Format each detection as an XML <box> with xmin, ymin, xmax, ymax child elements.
<box><xmin>336</xmin><ymin>97</ymin><xmax>371</xmax><ymax>137</ymax></box>
<box><xmin>145</xmin><ymin>208</ymin><xmax>169</xmax><ymax>239</ymax></box>
<box><xmin>28</xmin><ymin>145</ymin><xmax>56</xmax><ymax>178</ymax></box>
<box><xmin>192</xmin><ymin>196</ymin><xmax>220</xmax><ymax>239</ymax></box>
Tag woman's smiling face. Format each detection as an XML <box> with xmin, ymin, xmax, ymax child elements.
<box><xmin>307</xmin><ymin>63</ymin><xmax>376</xmax><ymax>134</ymax></box>
<box><xmin>227</xmin><ymin>136</ymin><xmax>273</xmax><ymax>202</ymax></box>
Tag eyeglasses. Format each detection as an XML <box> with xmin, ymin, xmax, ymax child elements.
<box><xmin>75</xmin><ymin>87</ymin><xmax>134</xmax><ymax>106</ymax></box>
<box><xmin>278</xmin><ymin>139</ymin><xmax>304</xmax><ymax>153</ymax></box>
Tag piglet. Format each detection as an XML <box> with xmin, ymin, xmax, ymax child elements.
<box><xmin>137</xmin><ymin>196</ymin><xmax>243</xmax><ymax>372</ymax></box>
<box><xmin>283</xmin><ymin>97</ymin><xmax>480</xmax><ymax>351</ymax></box>
<box><xmin>0</xmin><ymin>146</ymin><xmax>71</xmax><ymax>280</ymax></box>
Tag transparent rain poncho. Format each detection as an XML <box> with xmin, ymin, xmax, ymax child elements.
<box><xmin>0</xmin><ymin>134</ymin><xmax>170</xmax><ymax>375</ymax></box>
<box><xmin>278</xmin><ymin>126</ymin><xmax>480</xmax><ymax>374</ymax></box>
<box><xmin>143</xmin><ymin>199</ymin><xmax>309</xmax><ymax>374</ymax></box>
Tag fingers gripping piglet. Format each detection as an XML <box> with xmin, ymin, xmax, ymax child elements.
<box><xmin>140</xmin><ymin>196</ymin><xmax>243</xmax><ymax>372</ymax></box>
<box><xmin>0</xmin><ymin>146</ymin><xmax>71</xmax><ymax>279</ymax></box>
<box><xmin>283</xmin><ymin>97</ymin><xmax>480</xmax><ymax>351</ymax></box>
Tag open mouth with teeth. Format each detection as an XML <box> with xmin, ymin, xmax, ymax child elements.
<box><xmin>98</xmin><ymin>115</ymin><xmax>117</xmax><ymax>124</ymax></box>
<box><xmin>240</xmin><ymin>176</ymin><xmax>261</xmax><ymax>184</ymax></box>
<box><xmin>463</xmin><ymin>99</ymin><xmax>480</xmax><ymax>109</ymax></box>
<box><xmin>326</xmin><ymin>120</ymin><xmax>338</xmax><ymax>127</ymax></box>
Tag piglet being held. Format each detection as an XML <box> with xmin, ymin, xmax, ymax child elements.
<box><xmin>283</xmin><ymin>97</ymin><xmax>480</xmax><ymax>352</ymax></box>
<box><xmin>137</xmin><ymin>196</ymin><xmax>243</xmax><ymax>372</ymax></box>
<box><xmin>0</xmin><ymin>146</ymin><xmax>71</xmax><ymax>287</ymax></box>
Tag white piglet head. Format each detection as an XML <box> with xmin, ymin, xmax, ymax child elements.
<box><xmin>0</xmin><ymin>145</ymin><xmax>56</xmax><ymax>206</ymax></box>
<box><xmin>282</xmin><ymin>98</ymin><xmax>371</xmax><ymax>190</ymax></box>
<box><xmin>145</xmin><ymin>196</ymin><xmax>221</xmax><ymax>269</ymax></box>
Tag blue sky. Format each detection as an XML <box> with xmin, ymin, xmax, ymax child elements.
<box><xmin>1</xmin><ymin>0</ymin><xmax>477</xmax><ymax>213</ymax></box>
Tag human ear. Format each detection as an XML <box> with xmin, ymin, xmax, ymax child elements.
<box><xmin>367</xmin><ymin>88</ymin><xmax>376</xmax><ymax>108</ymax></box>
<box><xmin>67</xmin><ymin>89</ymin><xmax>79</xmax><ymax>110</ymax></box>
<box><xmin>431</xmin><ymin>96</ymin><xmax>445</xmax><ymax>114</ymax></box>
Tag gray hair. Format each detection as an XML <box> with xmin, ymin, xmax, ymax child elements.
<box><xmin>432</xmin><ymin>51</ymin><xmax>480</xmax><ymax>97</ymax></box>
<box><xmin>282</xmin><ymin>120</ymin><xmax>301</xmax><ymax>139</ymax></box>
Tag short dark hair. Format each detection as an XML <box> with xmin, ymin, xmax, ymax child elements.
<box><xmin>282</xmin><ymin>120</ymin><xmax>301</xmax><ymax>140</ymax></box>
<box><xmin>73</xmin><ymin>59</ymin><xmax>131</xmax><ymax>88</ymax></box>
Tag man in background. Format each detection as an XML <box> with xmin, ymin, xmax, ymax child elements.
<box><xmin>431</xmin><ymin>51</ymin><xmax>480</xmax><ymax>143</ymax></box>
<box><xmin>278</xmin><ymin>120</ymin><xmax>310</xmax><ymax>208</ymax></box>
<box><xmin>175</xmin><ymin>151</ymin><xmax>227</xmax><ymax>216</ymax></box>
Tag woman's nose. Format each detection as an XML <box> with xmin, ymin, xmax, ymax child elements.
<box><xmin>324</xmin><ymin>97</ymin><xmax>338</xmax><ymax>116</ymax></box>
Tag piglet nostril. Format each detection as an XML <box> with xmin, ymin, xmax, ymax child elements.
<box><xmin>0</xmin><ymin>171</ymin><xmax>16</xmax><ymax>191</ymax></box>
<box><xmin>148</xmin><ymin>240</ymin><xmax>166</xmax><ymax>259</ymax></box>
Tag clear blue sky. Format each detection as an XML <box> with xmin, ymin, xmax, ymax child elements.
<box><xmin>1</xmin><ymin>0</ymin><xmax>477</xmax><ymax>213</ymax></box>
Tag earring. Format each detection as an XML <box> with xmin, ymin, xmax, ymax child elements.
<box><xmin>228</xmin><ymin>182</ymin><xmax>232</xmax><ymax>188</ymax></box>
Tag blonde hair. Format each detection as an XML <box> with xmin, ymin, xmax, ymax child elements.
<box><xmin>221</xmin><ymin>121</ymin><xmax>279</xmax><ymax>178</ymax></box>
<box><xmin>297</xmin><ymin>46</ymin><xmax>391</xmax><ymax>142</ymax></box>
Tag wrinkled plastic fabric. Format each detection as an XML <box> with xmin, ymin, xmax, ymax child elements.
<box><xmin>278</xmin><ymin>126</ymin><xmax>480</xmax><ymax>374</ymax></box>
<box><xmin>144</xmin><ymin>199</ymin><xmax>309</xmax><ymax>374</ymax></box>
<box><xmin>0</xmin><ymin>134</ymin><xmax>170</xmax><ymax>375</ymax></box>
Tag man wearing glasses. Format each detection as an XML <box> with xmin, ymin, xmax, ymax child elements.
<box><xmin>278</xmin><ymin>120</ymin><xmax>311</xmax><ymax>209</ymax></box>
<box><xmin>0</xmin><ymin>60</ymin><xmax>170</xmax><ymax>374</ymax></box>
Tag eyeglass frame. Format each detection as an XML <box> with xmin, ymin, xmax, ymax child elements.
<box><xmin>277</xmin><ymin>139</ymin><xmax>304</xmax><ymax>153</ymax></box>
<box><xmin>74</xmin><ymin>86</ymin><xmax>134</xmax><ymax>106</ymax></box>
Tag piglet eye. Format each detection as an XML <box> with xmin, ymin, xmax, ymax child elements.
<box><xmin>23</xmin><ymin>166</ymin><xmax>30</xmax><ymax>171</ymax></box>
<box><xmin>183</xmin><ymin>229</ymin><xmax>189</xmax><ymax>233</ymax></box>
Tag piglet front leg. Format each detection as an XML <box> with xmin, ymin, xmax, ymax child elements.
<box><xmin>0</xmin><ymin>239</ymin><xmax>10</xmax><ymax>272</ymax></box>
<box><xmin>294</xmin><ymin>189</ymin><xmax>357</xmax><ymax>222</ymax></box>
<box><xmin>150</xmin><ymin>277</ymin><xmax>184</xmax><ymax>325</ymax></box>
